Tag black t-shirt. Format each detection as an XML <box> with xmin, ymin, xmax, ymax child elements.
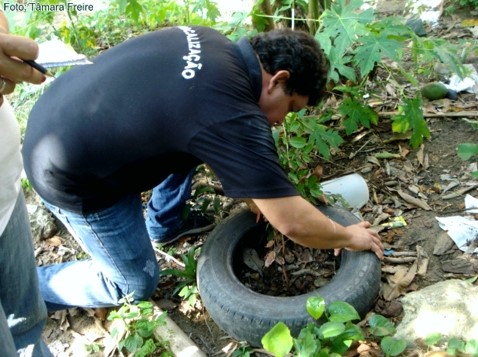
<box><xmin>22</xmin><ymin>26</ymin><xmax>297</xmax><ymax>213</ymax></box>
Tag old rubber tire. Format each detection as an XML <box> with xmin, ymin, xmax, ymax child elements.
<box><xmin>197</xmin><ymin>205</ymin><xmax>381</xmax><ymax>347</ymax></box>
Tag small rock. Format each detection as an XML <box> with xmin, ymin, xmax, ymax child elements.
<box><xmin>406</xmin><ymin>17</ymin><xmax>427</xmax><ymax>37</ymax></box>
<box><xmin>29</xmin><ymin>204</ymin><xmax>58</xmax><ymax>242</ymax></box>
<box><xmin>374</xmin><ymin>298</ymin><xmax>403</xmax><ymax>318</ymax></box>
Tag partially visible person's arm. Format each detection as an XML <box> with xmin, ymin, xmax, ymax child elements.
<box><xmin>253</xmin><ymin>195</ymin><xmax>384</xmax><ymax>259</ymax></box>
<box><xmin>0</xmin><ymin>10</ymin><xmax>45</xmax><ymax>106</ymax></box>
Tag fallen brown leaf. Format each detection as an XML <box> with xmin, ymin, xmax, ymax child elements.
<box><xmin>382</xmin><ymin>259</ymin><xmax>418</xmax><ymax>301</ymax></box>
<box><xmin>46</xmin><ymin>236</ymin><xmax>63</xmax><ymax>247</ymax></box>
<box><xmin>396</xmin><ymin>189</ymin><xmax>432</xmax><ymax>210</ymax></box>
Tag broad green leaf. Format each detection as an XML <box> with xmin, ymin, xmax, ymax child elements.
<box><xmin>329</xmin><ymin>336</ymin><xmax>354</xmax><ymax>355</ymax></box>
<box><xmin>123</xmin><ymin>333</ymin><xmax>144</xmax><ymax>353</ymax></box>
<box><xmin>433</xmin><ymin>45</ymin><xmax>468</xmax><ymax>79</ymax></box>
<box><xmin>339</xmin><ymin>98</ymin><xmax>379</xmax><ymax>135</ymax></box>
<box><xmin>136</xmin><ymin>320</ymin><xmax>155</xmax><ymax>338</ymax></box>
<box><xmin>392</xmin><ymin>96</ymin><xmax>429</xmax><ymax>149</ymax></box>
<box><xmin>318</xmin><ymin>321</ymin><xmax>346</xmax><ymax>339</ymax></box>
<box><xmin>327</xmin><ymin>301</ymin><xmax>360</xmax><ymax>323</ymax></box>
<box><xmin>333</xmin><ymin>85</ymin><xmax>361</xmax><ymax>97</ymax></box>
<box><xmin>321</xmin><ymin>0</ymin><xmax>374</xmax><ymax>58</ymax></box>
<box><xmin>138</xmin><ymin>338</ymin><xmax>158</xmax><ymax>356</ymax></box>
<box><xmin>380</xmin><ymin>336</ymin><xmax>407</xmax><ymax>357</ymax></box>
<box><xmin>353</xmin><ymin>38</ymin><xmax>382</xmax><ymax>78</ymax></box>
<box><xmin>289</xmin><ymin>136</ymin><xmax>307</xmax><ymax>149</ymax></box>
<box><xmin>315</xmin><ymin>32</ymin><xmax>332</xmax><ymax>57</ymax></box>
<box><xmin>307</xmin><ymin>120</ymin><xmax>344</xmax><ymax>160</ymax></box>
<box><xmin>447</xmin><ymin>337</ymin><xmax>465</xmax><ymax>356</ymax></box>
<box><xmin>354</xmin><ymin>32</ymin><xmax>403</xmax><ymax>77</ymax></box>
<box><xmin>340</xmin><ymin>323</ymin><xmax>365</xmax><ymax>341</ymax></box>
<box><xmin>465</xmin><ymin>339</ymin><xmax>478</xmax><ymax>356</ymax></box>
<box><xmin>294</xmin><ymin>324</ymin><xmax>321</xmax><ymax>356</ymax></box>
<box><xmin>368</xmin><ymin>314</ymin><xmax>396</xmax><ymax>337</ymax></box>
<box><xmin>288</xmin><ymin>172</ymin><xmax>299</xmax><ymax>184</ymax></box>
<box><xmin>424</xmin><ymin>332</ymin><xmax>442</xmax><ymax>346</ymax></box>
<box><xmin>457</xmin><ymin>143</ymin><xmax>478</xmax><ymax>161</ymax></box>
<box><xmin>261</xmin><ymin>322</ymin><xmax>293</xmax><ymax>357</ymax></box>
<box><xmin>328</xmin><ymin>324</ymin><xmax>363</xmax><ymax>354</ymax></box>
<box><xmin>317</xmin><ymin>349</ymin><xmax>331</xmax><ymax>357</ymax></box>
<box><xmin>306</xmin><ymin>296</ymin><xmax>326</xmax><ymax>320</ymax></box>
<box><xmin>137</xmin><ymin>301</ymin><xmax>153</xmax><ymax>310</ymax></box>
<box><xmin>327</xmin><ymin>50</ymin><xmax>356</xmax><ymax>82</ymax></box>
<box><xmin>125</xmin><ymin>0</ymin><xmax>144</xmax><ymax>22</ymax></box>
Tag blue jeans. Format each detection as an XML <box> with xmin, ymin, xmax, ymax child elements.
<box><xmin>39</xmin><ymin>172</ymin><xmax>193</xmax><ymax>310</ymax></box>
<box><xmin>0</xmin><ymin>192</ymin><xmax>52</xmax><ymax>357</ymax></box>
<box><xmin>146</xmin><ymin>171</ymin><xmax>194</xmax><ymax>241</ymax></box>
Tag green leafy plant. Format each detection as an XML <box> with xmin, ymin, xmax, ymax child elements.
<box><xmin>311</xmin><ymin>0</ymin><xmax>465</xmax><ymax>150</ymax></box>
<box><xmin>273</xmin><ymin>109</ymin><xmax>343</xmax><ymax>203</ymax></box>
<box><xmin>83</xmin><ymin>342</ymin><xmax>102</xmax><ymax>354</ymax></box>
<box><xmin>424</xmin><ymin>332</ymin><xmax>478</xmax><ymax>357</ymax></box>
<box><xmin>107</xmin><ymin>295</ymin><xmax>172</xmax><ymax>357</ymax></box>
<box><xmin>457</xmin><ymin>142</ymin><xmax>478</xmax><ymax>178</ymax></box>
<box><xmin>335</xmin><ymin>85</ymin><xmax>379</xmax><ymax>135</ymax></box>
<box><xmin>391</xmin><ymin>95</ymin><xmax>430</xmax><ymax>149</ymax></box>
<box><xmin>161</xmin><ymin>246</ymin><xmax>201</xmax><ymax>310</ymax></box>
<box><xmin>457</xmin><ymin>119</ymin><xmax>478</xmax><ymax>178</ymax></box>
<box><xmin>232</xmin><ymin>345</ymin><xmax>254</xmax><ymax>357</ymax></box>
<box><xmin>261</xmin><ymin>295</ymin><xmax>408</xmax><ymax>357</ymax></box>
<box><xmin>21</xmin><ymin>177</ymin><xmax>33</xmax><ymax>192</ymax></box>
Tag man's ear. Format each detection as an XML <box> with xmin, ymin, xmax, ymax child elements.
<box><xmin>267</xmin><ymin>70</ymin><xmax>290</xmax><ymax>92</ymax></box>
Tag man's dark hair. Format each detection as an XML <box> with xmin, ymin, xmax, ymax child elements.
<box><xmin>250</xmin><ymin>28</ymin><xmax>329</xmax><ymax>106</ymax></box>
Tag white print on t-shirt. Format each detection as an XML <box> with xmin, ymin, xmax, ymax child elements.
<box><xmin>178</xmin><ymin>26</ymin><xmax>203</xmax><ymax>79</ymax></box>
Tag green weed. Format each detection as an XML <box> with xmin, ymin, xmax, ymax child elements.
<box><xmin>108</xmin><ymin>295</ymin><xmax>172</xmax><ymax>357</ymax></box>
<box><xmin>261</xmin><ymin>295</ymin><xmax>407</xmax><ymax>357</ymax></box>
<box><xmin>161</xmin><ymin>246</ymin><xmax>201</xmax><ymax>311</ymax></box>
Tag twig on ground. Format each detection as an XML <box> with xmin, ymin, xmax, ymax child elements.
<box><xmin>153</xmin><ymin>247</ymin><xmax>185</xmax><ymax>268</ymax></box>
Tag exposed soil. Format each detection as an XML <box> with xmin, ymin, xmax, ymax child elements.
<box><xmin>26</xmin><ymin>5</ymin><xmax>478</xmax><ymax>357</ymax></box>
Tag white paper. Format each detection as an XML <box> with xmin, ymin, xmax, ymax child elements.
<box><xmin>436</xmin><ymin>216</ymin><xmax>478</xmax><ymax>253</ymax></box>
<box><xmin>465</xmin><ymin>194</ymin><xmax>478</xmax><ymax>214</ymax></box>
<box><xmin>436</xmin><ymin>194</ymin><xmax>478</xmax><ymax>254</ymax></box>
<box><xmin>445</xmin><ymin>64</ymin><xmax>478</xmax><ymax>94</ymax></box>
<box><xmin>36</xmin><ymin>39</ymin><xmax>92</xmax><ymax>68</ymax></box>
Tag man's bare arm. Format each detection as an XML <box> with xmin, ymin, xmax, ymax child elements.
<box><xmin>252</xmin><ymin>196</ymin><xmax>384</xmax><ymax>259</ymax></box>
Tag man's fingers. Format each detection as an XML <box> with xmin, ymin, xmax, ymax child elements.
<box><xmin>0</xmin><ymin>58</ymin><xmax>45</xmax><ymax>84</ymax></box>
<box><xmin>358</xmin><ymin>220</ymin><xmax>372</xmax><ymax>228</ymax></box>
<box><xmin>373</xmin><ymin>242</ymin><xmax>384</xmax><ymax>260</ymax></box>
<box><xmin>372</xmin><ymin>235</ymin><xmax>384</xmax><ymax>260</ymax></box>
<box><xmin>0</xmin><ymin>77</ymin><xmax>15</xmax><ymax>95</ymax></box>
<box><xmin>0</xmin><ymin>33</ymin><xmax>39</xmax><ymax>61</ymax></box>
<box><xmin>0</xmin><ymin>34</ymin><xmax>45</xmax><ymax>84</ymax></box>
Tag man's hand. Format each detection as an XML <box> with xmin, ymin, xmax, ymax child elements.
<box><xmin>242</xmin><ymin>198</ymin><xmax>264</xmax><ymax>223</ymax></box>
<box><xmin>334</xmin><ymin>221</ymin><xmax>384</xmax><ymax>260</ymax></box>
<box><xmin>0</xmin><ymin>12</ymin><xmax>45</xmax><ymax>106</ymax></box>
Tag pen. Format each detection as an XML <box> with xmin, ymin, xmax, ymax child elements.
<box><xmin>23</xmin><ymin>59</ymin><xmax>54</xmax><ymax>77</ymax></box>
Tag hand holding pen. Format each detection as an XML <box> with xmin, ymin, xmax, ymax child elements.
<box><xmin>0</xmin><ymin>16</ymin><xmax>47</xmax><ymax>105</ymax></box>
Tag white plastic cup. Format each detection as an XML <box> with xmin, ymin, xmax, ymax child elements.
<box><xmin>321</xmin><ymin>173</ymin><xmax>369</xmax><ymax>209</ymax></box>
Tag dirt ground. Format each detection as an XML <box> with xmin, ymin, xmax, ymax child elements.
<box><xmin>27</xmin><ymin>7</ymin><xmax>478</xmax><ymax>357</ymax></box>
